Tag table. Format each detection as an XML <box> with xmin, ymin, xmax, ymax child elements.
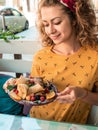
<box><xmin>0</xmin><ymin>114</ymin><xmax>98</xmax><ymax>130</ymax></box>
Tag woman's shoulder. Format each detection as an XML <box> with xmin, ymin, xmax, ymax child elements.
<box><xmin>85</xmin><ymin>44</ymin><xmax>98</xmax><ymax>53</ymax></box>
<box><xmin>91</xmin><ymin>44</ymin><xmax>98</xmax><ymax>54</ymax></box>
<box><xmin>94</xmin><ymin>44</ymin><xmax>98</xmax><ymax>52</ymax></box>
<box><xmin>35</xmin><ymin>46</ymin><xmax>52</xmax><ymax>55</ymax></box>
<box><xmin>81</xmin><ymin>44</ymin><xmax>98</xmax><ymax>59</ymax></box>
<box><xmin>33</xmin><ymin>46</ymin><xmax>52</xmax><ymax>58</ymax></box>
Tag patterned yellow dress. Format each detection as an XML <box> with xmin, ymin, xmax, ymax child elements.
<box><xmin>30</xmin><ymin>45</ymin><xmax>98</xmax><ymax>124</ymax></box>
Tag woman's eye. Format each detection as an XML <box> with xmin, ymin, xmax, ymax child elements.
<box><xmin>43</xmin><ymin>24</ymin><xmax>49</xmax><ymax>27</ymax></box>
<box><xmin>54</xmin><ymin>21</ymin><xmax>61</xmax><ymax>25</ymax></box>
<box><xmin>44</xmin><ymin>24</ymin><xmax>49</xmax><ymax>27</ymax></box>
<box><xmin>43</xmin><ymin>21</ymin><xmax>61</xmax><ymax>27</ymax></box>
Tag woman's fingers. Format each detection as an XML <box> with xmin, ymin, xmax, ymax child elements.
<box><xmin>57</xmin><ymin>93</ymin><xmax>76</xmax><ymax>104</ymax></box>
<box><xmin>57</xmin><ymin>86</ymin><xmax>72</xmax><ymax>96</ymax></box>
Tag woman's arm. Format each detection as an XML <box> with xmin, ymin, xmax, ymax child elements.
<box><xmin>82</xmin><ymin>86</ymin><xmax>98</xmax><ymax>105</ymax></box>
<box><xmin>57</xmin><ymin>86</ymin><xmax>98</xmax><ymax>105</ymax></box>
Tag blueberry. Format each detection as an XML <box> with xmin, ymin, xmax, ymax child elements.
<box><xmin>35</xmin><ymin>95</ymin><xmax>40</xmax><ymax>100</ymax></box>
<box><xmin>49</xmin><ymin>85</ymin><xmax>53</xmax><ymax>90</ymax></box>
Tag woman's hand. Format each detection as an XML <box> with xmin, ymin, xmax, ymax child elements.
<box><xmin>56</xmin><ymin>86</ymin><xmax>87</xmax><ymax>104</ymax></box>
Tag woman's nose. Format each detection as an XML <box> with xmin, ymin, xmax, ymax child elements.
<box><xmin>48</xmin><ymin>24</ymin><xmax>56</xmax><ymax>34</ymax></box>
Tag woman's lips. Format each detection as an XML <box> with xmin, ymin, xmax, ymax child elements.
<box><xmin>50</xmin><ymin>34</ymin><xmax>60</xmax><ymax>40</ymax></box>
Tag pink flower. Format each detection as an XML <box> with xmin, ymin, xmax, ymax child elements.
<box><xmin>58</xmin><ymin>0</ymin><xmax>75</xmax><ymax>12</ymax></box>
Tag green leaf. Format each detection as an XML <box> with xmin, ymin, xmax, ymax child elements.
<box><xmin>7</xmin><ymin>85</ymin><xmax>16</xmax><ymax>91</ymax></box>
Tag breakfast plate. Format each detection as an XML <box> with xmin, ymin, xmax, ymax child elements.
<box><xmin>3</xmin><ymin>76</ymin><xmax>57</xmax><ymax>106</ymax></box>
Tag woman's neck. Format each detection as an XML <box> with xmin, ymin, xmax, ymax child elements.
<box><xmin>52</xmin><ymin>42</ymin><xmax>81</xmax><ymax>56</ymax></box>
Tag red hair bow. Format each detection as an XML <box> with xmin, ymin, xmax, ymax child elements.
<box><xmin>58</xmin><ymin>0</ymin><xmax>75</xmax><ymax>12</ymax></box>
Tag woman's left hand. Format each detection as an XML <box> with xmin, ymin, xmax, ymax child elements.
<box><xmin>56</xmin><ymin>86</ymin><xmax>87</xmax><ymax>104</ymax></box>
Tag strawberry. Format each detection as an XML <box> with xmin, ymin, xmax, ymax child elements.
<box><xmin>30</xmin><ymin>79</ymin><xmax>34</xmax><ymax>84</ymax></box>
<box><xmin>45</xmin><ymin>88</ymin><xmax>49</xmax><ymax>93</ymax></box>
<box><xmin>13</xmin><ymin>89</ymin><xmax>18</xmax><ymax>94</ymax></box>
<box><xmin>40</xmin><ymin>96</ymin><xmax>45</xmax><ymax>102</ymax></box>
<box><xmin>30</xmin><ymin>96</ymin><xmax>36</xmax><ymax>101</ymax></box>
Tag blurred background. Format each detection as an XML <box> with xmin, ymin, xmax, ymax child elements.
<box><xmin>0</xmin><ymin>0</ymin><xmax>40</xmax><ymax>28</ymax></box>
<box><xmin>0</xmin><ymin>0</ymin><xmax>98</xmax><ymax>31</ymax></box>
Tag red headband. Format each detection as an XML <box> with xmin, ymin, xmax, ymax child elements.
<box><xmin>58</xmin><ymin>0</ymin><xmax>75</xmax><ymax>12</ymax></box>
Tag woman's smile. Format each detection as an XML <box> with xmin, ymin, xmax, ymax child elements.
<box><xmin>50</xmin><ymin>34</ymin><xmax>61</xmax><ymax>40</ymax></box>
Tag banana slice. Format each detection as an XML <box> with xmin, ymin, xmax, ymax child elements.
<box><xmin>46</xmin><ymin>91</ymin><xmax>56</xmax><ymax>100</ymax></box>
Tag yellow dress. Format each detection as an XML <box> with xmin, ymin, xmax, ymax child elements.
<box><xmin>30</xmin><ymin>45</ymin><xmax>98</xmax><ymax>124</ymax></box>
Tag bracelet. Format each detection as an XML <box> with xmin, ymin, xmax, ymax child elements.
<box><xmin>81</xmin><ymin>89</ymin><xmax>88</xmax><ymax>99</ymax></box>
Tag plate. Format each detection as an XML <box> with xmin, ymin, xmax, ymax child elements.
<box><xmin>3</xmin><ymin>76</ymin><xmax>58</xmax><ymax>106</ymax></box>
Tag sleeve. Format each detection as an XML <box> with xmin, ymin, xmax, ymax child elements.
<box><xmin>30</xmin><ymin>54</ymin><xmax>42</xmax><ymax>77</ymax></box>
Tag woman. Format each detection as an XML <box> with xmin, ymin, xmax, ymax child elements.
<box><xmin>30</xmin><ymin>0</ymin><xmax>98</xmax><ymax>124</ymax></box>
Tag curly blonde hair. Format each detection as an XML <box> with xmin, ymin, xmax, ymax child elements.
<box><xmin>36</xmin><ymin>0</ymin><xmax>98</xmax><ymax>47</ymax></box>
